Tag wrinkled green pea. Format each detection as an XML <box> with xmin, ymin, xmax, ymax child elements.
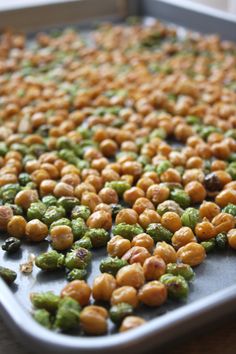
<box><xmin>146</xmin><ymin>223</ymin><xmax>173</xmax><ymax>243</ymax></box>
<box><xmin>166</xmin><ymin>263</ymin><xmax>194</xmax><ymax>281</ymax></box>
<box><xmin>66</xmin><ymin>269</ymin><xmax>87</xmax><ymax>281</ymax></box>
<box><xmin>222</xmin><ymin>204</ymin><xmax>236</xmax><ymax>217</ymax></box>
<box><xmin>41</xmin><ymin>195</ymin><xmax>58</xmax><ymax>207</ymax></box>
<box><xmin>170</xmin><ymin>189</ymin><xmax>190</xmax><ymax>208</ymax></box>
<box><xmin>35</xmin><ymin>250</ymin><xmax>65</xmax><ymax>271</ymax></box>
<box><xmin>100</xmin><ymin>257</ymin><xmax>128</xmax><ymax>276</ymax></box>
<box><xmin>57</xmin><ymin>196</ymin><xmax>80</xmax><ymax>213</ymax></box>
<box><xmin>27</xmin><ymin>202</ymin><xmax>47</xmax><ymax>221</ymax></box>
<box><xmin>18</xmin><ymin>173</ymin><xmax>31</xmax><ymax>186</ymax></box>
<box><xmin>2</xmin><ymin>237</ymin><xmax>21</xmax><ymax>253</ymax></box>
<box><xmin>65</xmin><ymin>248</ymin><xmax>91</xmax><ymax>270</ymax></box>
<box><xmin>181</xmin><ymin>208</ymin><xmax>200</xmax><ymax>230</ymax></box>
<box><xmin>50</xmin><ymin>218</ymin><xmax>71</xmax><ymax>230</ymax></box>
<box><xmin>160</xmin><ymin>274</ymin><xmax>189</xmax><ymax>299</ymax></box>
<box><xmin>113</xmin><ymin>223</ymin><xmax>143</xmax><ymax>240</ymax></box>
<box><xmin>85</xmin><ymin>228</ymin><xmax>110</xmax><ymax>247</ymax></box>
<box><xmin>5</xmin><ymin>203</ymin><xmax>23</xmax><ymax>216</ymax></box>
<box><xmin>215</xmin><ymin>233</ymin><xmax>228</xmax><ymax>249</ymax></box>
<box><xmin>0</xmin><ymin>142</ymin><xmax>8</xmax><ymax>156</ymax></box>
<box><xmin>157</xmin><ymin>200</ymin><xmax>184</xmax><ymax>216</ymax></box>
<box><xmin>54</xmin><ymin>297</ymin><xmax>81</xmax><ymax>331</ymax></box>
<box><xmin>71</xmin><ymin>205</ymin><xmax>91</xmax><ymax>220</ymax></box>
<box><xmin>156</xmin><ymin>161</ymin><xmax>172</xmax><ymax>176</ymax></box>
<box><xmin>201</xmin><ymin>239</ymin><xmax>215</xmax><ymax>253</ymax></box>
<box><xmin>33</xmin><ymin>309</ymin><xmax>52</xmax><ymax>329</ymax></box>
<box><xmin>30</xmin><ymin>291</ymin><xmax>60</xmax><ymax>312</ymax></box>
<box><xmin>110</xmin><ymin>204</ymin><xmax>124</xmax><ymax>218</ymax></box>
<box><xmin>105</xmin><ymin>181</ymin><xmax>131</xmax><ymax>196</ymax></box>
<box><xmin>71</xmin><ymin>218</ymin><xmax>88</xmax><ymax>240</ymax></box>
<box><xmin>72</xmin><ymin>237</ymin><xmax>92</xmax><ymax>250</ymax></box>
<box><xmin>42</xmin><ymin>206</ymin><xmax>66</xmax><ymax>226</ymax></box>
<box><xmin>0</xmin><ymin>266</ymin><xmax>17</xmax><ymax>284</ymax></box>
<box><xmin>109</xmin><ymin>303</ymin><xmax>133</xmax><ymax>324</ymax></box>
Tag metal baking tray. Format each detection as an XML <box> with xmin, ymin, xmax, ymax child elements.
<box><xmin>0</xmin><ymin>0</ymin><xmax>236</xmax><ymax>353</ymax></box>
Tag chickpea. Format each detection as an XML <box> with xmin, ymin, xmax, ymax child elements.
<box><xmin>172</xmin><ymin>227</ymin><xmax>196</xmax><ymax>249</ymax></box>
<box><xmin>101</xmin><ymin>168</ymin><xmax>120</xmax><ymax>182</ymax></box>
<box><xmin>25</xmin><ymin>219</ymin><xmax>48</xmax><ymax>242</ymax></box>
<box><xmin>74</xmin><ymin>183</ymin><xmax>96</xmax><ymax>199</ymax></box>
<box><xmin>94</xmin><ymin>203</ymin><xmax>112</xmax><ymax>214</ymax></box>
<box><xmin>98</xmin><ymin>187</ymin><xmax>118</xmax><ymax>204</ymax></box>
<box><xmin>121</xmin><ymin>161</ymin><xmax>142</xmax><ymax>179</ymax></box>
<box><xmin>122</xmin><ymin>246</ymin><xmax>151</xmax><ymax>265</ymax></box>
<box><xmin>40</xmin><ymin>179</ymin><xmax>57</xmax><ymax>196</ymax></box>
<box><xmin>146</xmin><ymin>184</ymin><xmax>169</xmax><ymax>205</ymax></box>
<box><xmin>115</xmin><ymin>209</ymin><xmax>138</xmax><ymax>225</ymax></box>
<box><xmin>123</xmin><ymin>187</ymin><xmax>145</xmax><ymax>205</ymax></box>
<box><xmin>182</xmin><ymin>169</ymin><xmax>204</xmax><ymax>185</ymax></box>
<box><xmin>107</xmin><ymin>236</ymin><xmax>131</xmax><ymax>258</ymax></box>
<box><xmin>214</xmin><ymin>170</ymin><xmax>232</xmax><ymax>186</ymax></box>
<box><xmin>53</xmin><ymin>182</ymin><xmax>74</xmax><ymax>197</ymax></box>
<box><xmin>227</xmin><ymin>229</ymin><xmax>236</xmax><ymax>250</ymax></box>
<box><xmin>212</xmin><ymin>213</ymin><xmax>235</xmax><ymax>234</ymax></box>
<box><xmin>143</xmin><ymin>171</ymin><xmax>159</xmax><ymax>183</ymax></box>
<box><xmin>7</xmin><ymin>215</ymin><xmax>26</xmax><ymax>239</ymax></box>
<box><xmin>100</xmin><ymin>139</ymin><xmax>118</xmax><ymax>157</ymax></box>
<box><xmin>85</xmin><ymin>175</ymin><xmax>103</xmax><ymax>192</ymax></box>
<box><xmin>61</xmin><ymin>280</ymin><xmax>91</xmax><ymax>306</ymax></box>
<box><xmin>0</xmin><ymin>206</ymin><xmax>13</xmax><ymax>231</ymax></box>
<box><xmin>132</xmin><ymin>197</ymin><xmax>155</xmax><ymax>215</ymax></box>
<box><xmin>199</xmin><ymin>201</ymin><xmax>220</xmax><ymax>220</ymax></box>
<box><xmin>138</xmin><ymin>209</ymin><xmax>161</xmax><ymax>229</ymax></box>
<box><xmin>136</xmin><ymin>177</ymin><xmax>154</xmax><ymax>192</ymax></box>
<box><xmin>31</xmin><ymin>169</ymin><xmax>50</xmax><ymax>185</ymax></box>
<box><xmin>50</xmin><ymin>225</ymin><xmax>74</xmax><ymax>250</ymax></box>
<box><xmin>138</xmin><ymin>281</ymin><xmax>167</xmax><ymax>307</ymax></box>
<box><xmin>80</xmin><ymin>306</ymin><xmax>108</xmax><ymax>335</ymax></box>
<box><xmin>116</xmin><ymin>263</ymin><xmax>145</xmax><ymax>289</ymax></box>
<box><xmin>154</xmin><ymin>241</ymin><xmax>177</xmax><ymax>264</ymax></box>
<box><xmin>184</xmin><ymin>181</ymin><xmax>206</xmax><ymax>203</ymax></box>
<box><xmin>160</xmin><ymin>168</ymin><xmax>181</xmax><ymax>183</ymax></box>
<box><xmin>81</xmin><ymin>192</ymin><xmax>102</xmax><ymax>211</ymax></box>
<box><xmin>91</xmin><ymin>157</ymin><xmax>109</xmax><ymax>172</ymax></box>
<box><xmin>195</xmin><ymin>220</ymin><xmax>215</xmax><ymax>240</ymax></box>
<box><xmin>92</xmin><ymin>273</ymin><xmax>117</xmax><ymax>302</ymax></box>
<box><xmin>86</xmin><ymin>210</ymin><xmax>112</xmax><ymax>230</ymax></box>
<box><xmin>119</xmin><ymin>316</ymin><xmax>146</xmax><ymax>332</ymax></box>
<box><xmin>111</xmin><ymin>286</ymin><xmax>138</xmax><ymax>308</ymax></box>
<box><xmin>177</xmin><ymin>242</ymin><xmax>206</xmax><ymax>266</ymax></box>
<box><xmin>131</xmin><ymin>233</ymin><xmax>154</xmax><ymax>252</ymax></box>
<box><xmin>143</xmin><ymin>256</ymin><xmax>166</xmax><ymax>280</ymax></box>
<box><xmin>15</xmin><ymin>189</ymin><xmax>39</xmax><ymax>210</ymax></box>
<box><xmin>161</xmin><ymin>212</ymin><xmax>182</xmax><ymax>232</ymax></box>
<box><xmin>215</xmin><ymin>190</ymin><xmax>236</xmax><ymax>207</ymax></box>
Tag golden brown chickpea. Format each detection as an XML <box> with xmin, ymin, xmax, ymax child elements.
<box><xmin>85</xmin><ymin>175</ymin><xmax>103</xmax><ymax>192</ymax></box>
<box><xmin>138</xmin><ymin>210</ymin><xmax>161</xmax><ymax>229</ymax></box>
<box><xmin>184</xmin><ymin>181</ymin><xmax>206</xmax><ymax>203</ymax></box>
<box><xmin>199</xmin><ymin>201</ymin><xmax>220</xmax><ymax>220</ymax></box>
<box><xmin>50</xmin><ymin>225</ymin><xmax>74</xmax><ymax>250</ymax></box>
<box><xmin>74</xmin><ymin>183</ymin><xmax>96</xmax><ymax>199</ymax></box>
<box><xmin>214</xmin><ymin>170</ymin><xmax>232</xmax><ymax>186</ymax></box>
<box><xmin>143</xmin><ymin>256</ymin><xmax>166</xmax><ymax>281</ymax></box>
<box><xmin>182</xmin><ymin>169</ymin><xmax>204</xmax><ymax>185</ymax></box>
<box><xmin>53</xmin><ymin>182</ymin><xmax>74</xmax><ymax>197</ymax></box>
<box><xmin>61</xmin><ymin>280</ymin><xmax>91</xmax><ymax>306</ymax></box>
<box><xmin>60</xmin><ymin>164</ymin><xmax>80</xmax><ymax>177</ymax></box>
<box><xmin>107</xmin><ymin>236</ymin><xmax>131</xmax><ymax>257</ymax></box>
<box><xmin>31</xmin><ymin>169</ymin><xmax>50</xmax><ymax>185</ymax></box>
<box><xmin>0</xmin><ymin>173</ymin><xmax>17</xmax><ymax>187</ymax></box>
<box><xmin>138</xmin><ymin>281</ymin><xmax>167</xmax><ymax>307</ymax></box>
<box><xmin>119</xmin><ymin>316</ymin><xmax>146</xmax><ymax>332</ymax></box>
<box><xmin>132</xmin><ymin>197</ymin><xmax>155</xmax><ymax>215</ymax></box>
<box><xmin>15</xmin><ymin>189</ymin><xmax>39</xmax><ymax>210</ymax></box>
<box><xmin>122</xmin><ymin>246</ymin><xmax>151</xmax><ymax>265</ymax></box>
<box><xmin>212</xmin><ymin>213</ymin><xmax>235</xmax><ymax>234</ymax></box>
<box><xmin>111</xmin><ymin>286</ymin><xmax>138</xmax><ymax>307</ymax></box>
<box><xmin>143</xmin><ymin>171</ymin><xmax>159</xmax><ymax>183</ymax></box>
<box><xmin>136</xmin><ymin>177</ymin><xmax>154</xmax><ymax>192</ymax></box>
<box><xmin>227</xmin><ymin>229</ymin><xmax>236</xmax><ymax>250</ymax></box>
<box><xmin>98</xmin><ymin>187</ymin><xmax>118</xmax><ymax>204</ymax></box>
<box><xmin>186</xmin><ymin>156</ymin><xmax>203</xmax><ymax>169</ymax></box>
<box><xmin>25</xmin><ymin>219</ymin><xmax>48</xmax><ymax>242</ymax></box>
<box><xmin>86</xmin><ymin>210</ymin><xmax>112</xmax><ymax>230</ymax></box>
<box><xmin>211</xmin><ymin>160</ymin><xmax>227</xmax><ymax>172</ymax></box>
<box><xmin>91</xmin><ymin>157</ymin><xmax>109</xmax><ymax>172</ymax></box>
<box><xmin>116</xmin><ymin>263</ymin><xmax>145</xmax><ymax>289</ymax></box>
<box><xmin>154</xmin><ymin>241</ymin><xmax>177</xmax><ymax>264</ymax></box>
<box><xmin>172</xmin><ymin>227</ymin><xmax>196</xmax><ymax>249</ymax></box>
<box><xmin>195</xmin><ymin>220</ymin><xmax>215</xmax><ymax>240</ymax></box>
<box><xmin>215</xmin><ymin>189</ymin><xmax>236</xmax><ymax>207</ymax></box>
<box><xmin>41</xmin><ymin>163</ymin><xmax>59</xmax><ymax>179</ymax></box>
<box><xmin>131</xmin><ymin>233</ymin><xmax>154</xmax><ymax>252</ymax></box>
<box><xmin>177</xmin><ymin>242</ymin><xmax>206</xmax><ymax>266</ymax></box>
<box><xmin>160</xmin><ymin>168</ymin><xmax>181</xmax><ymax>183</ymax></box>
<box><xmin>115</xmin><ymin>208</ymin><xmax>138</xmax><ymax>225</ymax></box>
<box><xmin>25</xmin><ymin>160</ymin><xmax>40</xmax><ymax>174</ymax></box>
<box><xmin>0</xmin><ymin>206</ymin><xmax>13</xmax><ymax>231</ymax></box>
<box><xmin>100</xmin><ymin>139</ymin><xmax>118</xmax><ymax>157</ymax></box>
<box><xmin>80</xmin><ymin>305</ymin><xmax>108</xmax><ymax>335</ymax></box>
<box><xmin>101</xmin><ymin>168</ymin><xmax>120</xmax><ymax>182</ymax></box>
<box><xmin>161</xmin><ymin>212</ymin><xmax>182</xmax><ymax>232</ymax></box>
<box><xmin>81</xmin><ymin>192</ymin><xmax>102</xmax><ymax>211</ymax></box>
<box><xmin>94</xmin><ymin>203</ymin><xmax>112</xmax><ymax>214</ymax></box>
<box><xmin>7</xmin><ymin>215</ymin><xmax>26</xmax><ymax>238</ymax></box>
<box><xmin>39</xmin><ymin>179</ymin><xmax>57</xmax><ymax>196</ymax></box>
<box><xmin>92</xmin><ymin>273</ymin><xmax>116</xmax><ymax>302</ymax></box>
<box><xmin>121</xmin><ymin>161</ymin><xmax>142</xmax><ymax>179</ymax></box>
<box><xmin>146</xmin><ymin>184</ymin><xmax>170</xmax><ymax>205</ymax></box>
<box><xmin>211</xmin><ymin>141</ymin><xmax>231</xmax><ymax>159</ymax></box>
<box><xmin>60</xmin><ymin>173</ymin><xmax>81</xmax><ymax>188</ymax></box>
<box><xmin>123</xmin><ymin>187</ymin><xmax>145</xmax><ymax>206</ymax></box>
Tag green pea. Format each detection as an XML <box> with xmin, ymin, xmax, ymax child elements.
<box><xmin>144</xmin><ymin>164</ymin><xmax>156</xmax><ymax>172</ymax></box>
<box><xmin>150</xmin><ymin>128</ymin><xmax>167</xmax><ymax>140</ymax></box>
<box><xmin>146</xmin><ymin>223</ymin><xmax>173</xmax><ymax>243</ymax></box>
<box><xmin>35</xmin><ymin>250</ymin><xmax>65</xmax><ymax>271</ymax></box>
<box><xmin>33</xmin><ymin>309</ymin><xmax>52</xmax><ymax>329</ymax></box>
<box><xmin>160</xmin><ymin>274</ymin><xmax>189</xmax><ymax>299</ymax></box>
<box><xmin>41</xmin><ymin>195</ymin><xmax>58</xmax><ymax>207</ymax></box>
<box><xmin>54</xmin><ymin>297</ymin><xmax>81</xmax><ymax>331</ymax></box>
<box><xmin>72</xmin><ymin>237</ymin><xmax>92</xmax><ymax>250</ymax></box>
<box><xmin>58</xmin><ymin>149</ymin><xmax>78</xmax><ymax>165</ymax></box>
<box><xmin>137</xmin><ymin>155</ymin><xmax>150</xmax><ymax>166</ymax></box>
<box><xmin>50</xmin><ymin>218</ymin><xmax>71</xmax><ymax>230</ymax></box>
<box><xmin>215</xmin><ymin>233</ymin><xmax>228</xmax><ymax>249</ymax></box>
<box><xmin>42</xmin><ymin>206</ymin><xmax>66</xmax><ymax>226</ymax></box>
<box><xmin>66</xmin><ymin>269</ymin><xmax>87</xmax><ymax>281</ymax></box>
<box><xmin>0</xmin><ymin>266</ymin><xmax>17</xmax><ymax>284</ymax></box>
<box><xmin>222</xmin><ymin>204</ymin><xmax>236</xmax><ymax>217</ymax></box>
<box><xmin>199</xmin><ymin>125</ymin><xmax>221</xmax><ymax>140</ymax></box>
<box><xmin>4</xmin><ymin>203</ymin><xmax>23</xmax><ymax>216</ymax></box>
<box><xmin>105</xmin><ymin>181</ymin><xmax>131</xmax><ymax>196</ymax></box>
<box><xmin>166</xmin><ymin>263</ymin><xmax>194</xmax><ymax>281</ymax></box>
<box><xmin>76</xmin><ymin>159</ymin><xmax>89</xmax><ymax>171</ymax></box>
<box><xmin>170</xmin><ymin>189</ymin><xmax>190</xmax><ymax>208</ymax></box>
<box><xmin>100</xmin><ymin>257</ymin><xmax>128</xmax><ymax>276</ymax></box>
<box><xmin>77</xmin><ymin>126</ymin><xmax>93</xmax><ymax>139</ymax></box>
<box><xmin>201</xmin><ymin>239</ymin><xmax>215</xmax><ymax>253</ymax></box>
<box><xmin>157</xmin><ymin>200</ymin><xmax>184</xmax><ymax>216</ymax></box>
<box><xmin>112</xmin><ymin>223</ymin><xmax>143</xmax><ymax>240</ymax></box>
<box><xmin>156</xmin><ymin>161</ymin><xmax>172</xmax><ymax>176</ymax></box>
<box><xmin>18</xmin><ymin>173</ymin><xmax>31</xmax><ymax>186</ymax></box>
<box><xmin>30</xmin><ymin>291</ymin><xmax>60</xmax><ymax>312</ymax></box>
<box><xmin>181</xmin><ymin>208</ymin><xmax>200</xmax><ymax>230</ymax></box>
<box><xmin>28</xmin><ymin>143</ymin><xmax>48</xmax><ymax>157</ymax></box>
<box><xmin>225</xmin><ymin>129</ymin><xmax>236</xmax><ymax>139</ymax></box>
<box><xmin>71</xmin><ymin>205</ymin><xmax>91</xmax><ymax>220</ymax></box>
<box><xmin>0</xmin><ymin>142</ymin><xmax>8</xmax><ymax>156</ymax></box>
<box><xmin>65</xmin><ymin>248</ymin><xmax>91</xmax><ymax>270</ymax></box>
<box><xmin>109</xmin><ymin>303</ymin><xmax>133</xmax><ymax>324</ymax></box>
<box><xmin>226</xmin><ymin>166</ymin><xmax>236</xmax><ymax>179</ymax></box>
<box><xmin>71</xmin><ymin>218</ymin><xmax>88</xmax><ymax>240</ymax></box>
<box><xmin>85</xmin><ymin>228</ymin><xmax>110</xmax><ymax>247</ymax></box>
<box><xmin>57</xmin><ymin>196</ymin><xmax>80</xmax><ymax>213</ymax></box>
<box><xmin>10</xmin><ymin>143</ymin><xmax>28</xmax><ymax>156</ymax></box>
<box><xmin>186</xmin><ymin>115</ymin><xmax>200</xmax><ymax>125</ymax></box>
<box><xmin>110</xmin><ymin>204</ymin><xmax>124</xmax><ymax>218</ymax></box>
<box><xmin>27</xmin><ymin>202</ymin><xmax>47</xmax><ymax>221</ymax></box>
<box><xmin>2</xmin><ymin>237</ymin><xmax>21</xmax><ymax>253</ymax></box>
<box><xmin>56</xmin><ymin>136</ymin><xmax>74</xmax><ymax>150</ymax></box>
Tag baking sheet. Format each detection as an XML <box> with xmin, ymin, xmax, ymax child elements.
<box><xmin>0</xmin><ymin>0</ymin><xmax>236</xmax><ymax>353</ymax></box>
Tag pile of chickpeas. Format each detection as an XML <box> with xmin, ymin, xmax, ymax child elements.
<box><xmin>0</xmin><ymin>18</ymin><xmax>236</xmax><ymax>335</ymax></box>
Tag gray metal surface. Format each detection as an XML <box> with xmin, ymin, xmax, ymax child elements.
<box><xmin>0</xmin><ymin>0</ymin><xmax>236</xmax><ymax>352</ymax></box>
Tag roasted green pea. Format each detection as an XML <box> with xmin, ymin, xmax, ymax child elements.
<box><xmin>160</xmin><ymin>274</ymin><xmax>189</xmax><ymax>299</ymax></box>
<box><xmin>170</xmin><ymin>189</ymin><xmax>190</xmax><ymax>208</ymax></box>
<box><xmin>0</xmin><ymin>184</ymin><xmax>21</xmax><ymax>203</ymax></box>
<box><xmin>113</xmin><ymin>223</ymin><xmax>143</xmax><ymax>240</ymax></box>
<box><xmin>166</xmin><ymin>263</ymin><xmax>194</xmax><ymax>281</ymax></box>
<box><xmin>27</xmin><ymin>202</ymin><xmax>47</xmax><ymax>221</ymax></box>
<box><xmin>71</xmin><ymin>205</ymin><xmax>91</xmax><ymax>220</ymax></box>
<box><xmin>201</xmin><ymin>239</ymin><xmax>216</xmax><ymax>253</ymax></box>
<box><xmin>100</xmin><ymin>257</ymin><xmax>128</xmax><ymax>276</ymax></box>
<box><xmin>85</xmin><ymin>228</ymin><xmax>110</xmax><ymax>247</ymax></box>
<box><xmin>222</xmin><ymin>204</ymin><xmax>236</xmax><ymax>217</ymax></box>
<box><xmin>65</xmin><ymin>248</ymin><xmax>91</xmax><ymax>270</ymax></box>
<box><xmin>215</xmin><ymin>233</ymin><xmax>228</xmax><ymax>249</ymax></box>
<box><xmin>150</xmin><ymin>128</ymin><xmax>166</xmax><ymax>140</ymax></box>
<box><xmin>5</xmin><ymin>203</ymin><xmax>23</xmax><ymax>216</ymax></box>
<box><xmin>109</xmin><ymin>303</ymin><xmax>133</xmax><ymax>324</ymax></box>
<box><xmin>72</xmin><ymin>237</ymin><xmax>92</xmax><ymax>250</ymax></box>
<box><xmin>41</xmin><ymin>195</ymin><xmax>58</xmax><ymax>207</ymax></box>
<box><xmin>0</xmin><ymin>142</ymin><xmax>8</xmax><ymax>156</ymax></box>
<box><xmin>156</xmin><ymin>161</ymin><xmax>172</xmax><ymax>176</ymax></box>
<box><xmin>18</xmin><ymin>173</ymin><xmax>31</xmax><ymax>186</ymax></box>
<box><xmin>71</xmin><ymin>218</ymin><xmax>88</xmax><ymax>240</ymax></box>
<box><xmin>0</xmin><ymin>266</ymin><xmax>17</xmax><ymax>284</ymax></box>
<box><xmin>57</xmin><ymin>136</ymin><xmax>74</xmax><ymax>150</ymax></box>
<box><xmin>33</xmin><ymin>309</ymin><xmax>52</xmax><ymax>329</ymax></box>
<box><xmin>105</xmin><ymin>181</ymin><xmax>131</xmax><ymax>196</ymax></box>
<box><xmin>146</xmin><ymin>223</ymin><xmax>173</xmax><ymax>243</ymax></box>
<box><xmin>28</xmin><ymin>143</ymin><xmax>48</xmax><ymax>157</ymax></box>
<box><xmin>181</xmin><ymin>208</ymin><xmax>200</xmax><ymax>230</ymax></box>
<box><xmin>10</xmin><ymin>143</ymin><xmax>27</xmax><ymax>156</ymax></box>
<box><xmin>42</xmin><ymin>206</ymin><xmax>66</xmax><ymax>226</ymax></box>
<box><xmin>54</xmin><ymin>297</ymin><xmax>81</xmax><ymax>331</ymax></box>
<box><xmin>50</xmin><ymin>218</ymin><xmax>71</xmax><ymax>230</ymax></box>
<box><xmin>58</xmin><ymin>149</ymin><xmax>78</xmax><ymax>164</ymax></box>
<box><xmin>57</xmin><ymin>197</ymin><xmax>80</xmax><ymax>213</ymax></box>
<box><xmin>2</xmin><ymin>237</ymin><xmax>21</xmax><ymax>253</ymax></box>
<box><xmin>30</xmin><ymin>291</ymin><xmax>60</xmax><ymax>312</ymax></box>
<box><xmin>111</xmin><ymin>204</ymin><xmax>124</xmax><ymax>218</ymax></box>
<box><xmin>35</xmin><ymin>250</ymin><xmax>65</xmax><ymax>271</ymax></box>
<box><xmin>67</xmin><ymin>269</ymin><xmax>87</xmax><ymax>281</ymax></box>
<box><xmin>157</xmin><ymin>200</ymin><xmax>184</xmax><ymax>216</ymax></box>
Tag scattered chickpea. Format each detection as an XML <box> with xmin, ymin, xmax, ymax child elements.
<box><xmin>116</xmin><ymin>263</ymin><xmax>145</xmax><ymax>289</ymax></box>
<box><xmin>26</xmin><ymin>219</ymin><xmax>48</xmax><ymax>242</ymax></box>
<box><xmin>80</xmin><ymin>305</ymin><xmax>108</xmax><ymax>335</ymax></box>
<box><xmin>138</xmin><ymin>281</ymin><xmax>167</xmax><ymax>307</ymax></box>
<box><xmin>119</xmin><ymin>316</ymin><xmax>146</xmax><ymax>332</ymax></box>
<box><xmin>111</xmin><ymin>286</ymin><xmax>138</xmax><ymax>308</ymax></box>
<box><xmin>50</xmin><ymin>225</ymin><xmax>74</xmax><ymax>250</ymax></box>
<box><xmin>61</xmin><ymin>280</ymin><xmax>91</xmax><ymax>306</ymax></box>
<box><xmin>92</xmin><ymin>273</ymin><xmax>117</xmax><ymax>302</ymax></box>
<box><xmin>177</xmin><ymin>242</ymin><xmax>206</xmax><ymax>266</ymax></box>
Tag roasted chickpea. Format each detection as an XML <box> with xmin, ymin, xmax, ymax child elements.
<box><xmin>172</xmin><ymin>227</ymin><xmax>196</xmax><ymax>249</ymax></box>
<box><xmin>53</xmin><ymin>182</ymin><xmax>74</xmax><ymax>197</ymax></box>
<box><xmin>0</xmin><ymin>206</ymin><xmax>14</xmax><ymax>231</ymax></box>
<box><xmin>160</xmin><ymin>168</ymin><xmax>181</xmax><ymax>183</ymax></box>
<box><xmin>136</xmin><ymin>177</ymin><xmax>154</xmax><ymax>192</ymax></box>
<box><xmin>121</xmin><ymin>161</ymin><xmax>142</xmax><ymax>179</ymax></box>
<box><xmin>143</xmin><ymin>256</ymin><xmax>166</xmax><ymax>281</ymax></box>
<box><xmin>87</xmin><ymin>210</ymin><xmax>112</xmax><ymax>230</ymax></box>
<box><xmin>212</xmin><ymin>213</ymin><xmax>235</xmax><ymax>234</ymax></box>
<box><xmin>227</xmin><ymin>229</ymin><xmax>236</xmax><ymax>250</ymax></box>
<box><xmin>15</xmin><ymin>189</ymin><xmax>39</xmax><ymax>210</ymax></box>
<box><xmin>100</xmin><ymin>139</ymin><xmax>118</xmax><ymax>157</ymax></box>
<box><xmin>107</xmin><ymin>236</ymin><xmax>131</xmax><ymax>257</ymax></box>
<box><xmin>195</xmin><ymin>220</ymin><xmax>215</xmax><ymax>240</ymax></box>
<box><xmin>138</xmin><ymin>210</ymin><xmax>161</xmax><ymax>229</ymax></box>
<box><xmin>116</xmin><ymin>263</ymin><xmax>145</xmax><ymax>289</ymax></box>
<box><xmin>25</xmin><ymin>219</ymin><xmax>48</xmax><ymax>242</ymax></box>
<box><xmin>215</xmin><ymin>189</ymin><xmax>236</xmax><ymax>207</ymax></box>
<box><xmin>122</xmin><ymin>246</ymin><xmax>151</xmax><ymax>265</ymax></box>
<box><xmin>199</xmin><ymin>201</ymin><xmax>220</xmax><ymax>220</ymax></box>
<box><xmin>98</xmin><ymin>187</ymin><xmax>118</xmax><ymax>204</ymax></box>
<box><xmin>92</xmin><ymin>273</ymin><xmax>117</xmax><ymax>301</ymax></box>
<box><xmin>40</xmin><ymin>179</ymin><xmax>57</xmax><ymax>196</ymax></box>
<box><xmin>119</xmin><ymin>316</ymin><xmax>146</xmax><ymax>332</ymax></box>
<box><xmin>154</xmin><ymin>241</ymin><xmax>177</xmax><ymax>264</ymax></box>
<box><xmin>177</xmin><ymin>242</ymin><xmax>206</xmax><ymax>266</ymax></box>
<box><xmin>184</xmin><ymin>181</ymin><xmax>206</xmax><ymax>203</ymax></box>
<box><xmin>146</xmin><ymin>184</ymin><xmax>169</xmax><ymax>205</ymax></box>
<box><xmin>123</xmin><ymin>187</ymin><xmax>145</xmax><ymax>205</ymax></box>
<box><xmin>74</xmin><ymin>183</ymin><xmax>96</xmax><ymax>199</ymax></box>
<box><xmin>111</xmin><ymin>286</ymin><xmax>138</xmax><ymax>308</ymax></box>
<box><xmin>132</xmin><ymin>197</ymin><xmax>155</xmax><ymax>214</ymax></box>
<box><xmin>80</xmin><ymin>306</ymin><xmax>108</xmax><ymax>335</ymax></box>
<box><xmin>115</xmin><ymin>208</ymin><xmax>138</xmax><ymax>225</ymax></box>
<box><xmin>161</xmin><ymin>212</ymin><xmax>182</xmax><ymax>232</ymax></box>
<box><xmin>138</xmin><ymin>281</ymin><xmax>167</xmax><ymax>307</ymax></box>
<box><xmin>131</xmin><ymin>233</ymin><xmax>154</xmax><ymax>252</ymax></box>
<box><xmin>81</xmin><ymin>192</ymin><xmax>102</xmax><ymax>211</ymax></box>
<box><xmin>50</xmin><ymin>225</ymin><xmax>74</xmax><ymax>250</ymax></box>
<box><xmin>7</xmin><ymin>215</ymin><xmax>26</xmax><ymax>239</ymax></box>
<box><xmin>94</xmin><ymin>203</ymin><xmax>112</xmax><ymax>214</ymax></box>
